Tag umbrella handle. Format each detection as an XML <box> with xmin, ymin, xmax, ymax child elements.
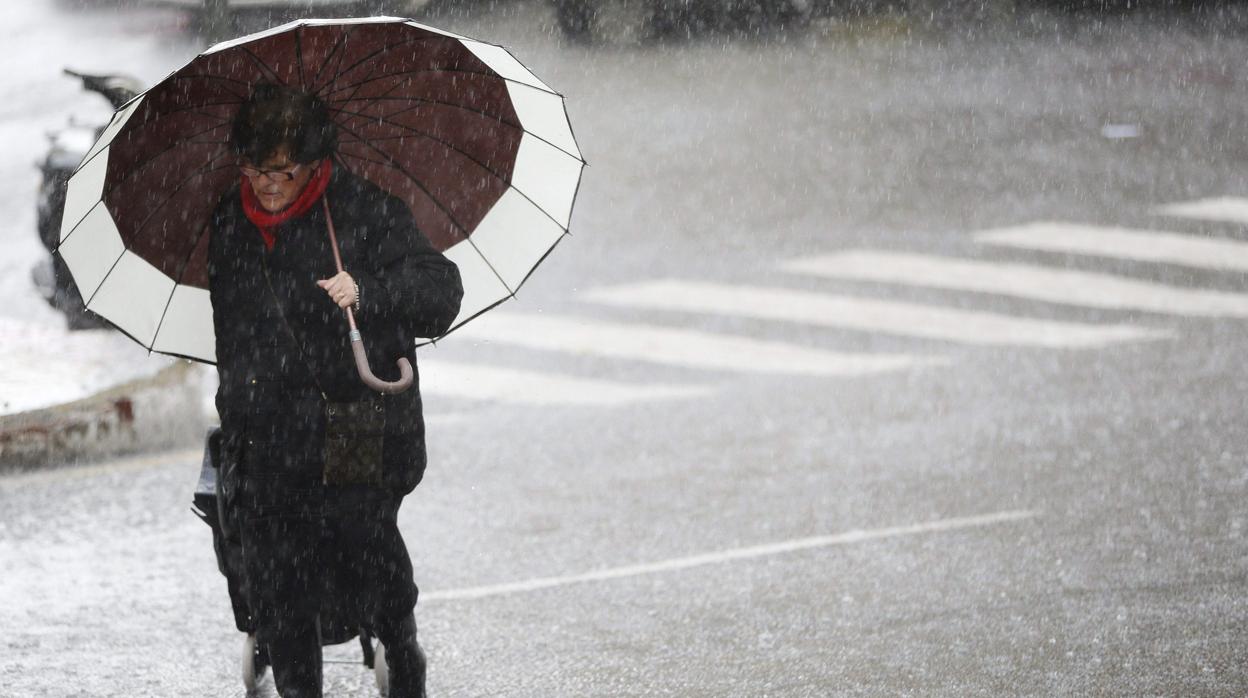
<box><xmin>349</xmin><ymin>324</ymin><xmax>414</xmax><ymax>394</ymax></box>
<box><xmin>323</xmin><ymin>197</ymin><xmax>414</xmax><ymax>395</ymax></box>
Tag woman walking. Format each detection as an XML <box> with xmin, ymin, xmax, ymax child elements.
<box><xmin>208</xmin><ymin>83</ymin><xmax>463</xmax><ymax>698</ymax></box>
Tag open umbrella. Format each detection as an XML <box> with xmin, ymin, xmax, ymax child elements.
<box><xmin>57</xmin><ymin>16</ymin><xmax>584</xmax><ymax>386</ymax></box>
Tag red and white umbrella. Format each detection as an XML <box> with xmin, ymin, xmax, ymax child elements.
<box><xmin>58</xmin><ymin>16</ymin><xmax>584</xmax><ymax>364</ymax></box>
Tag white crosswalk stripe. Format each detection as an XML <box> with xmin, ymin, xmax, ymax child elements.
<box><xmin>583</xmin><ymin>280</ymin><xmax>1170</xmax><ymax>348</ymax></box>
<box><xmin>419</xmin><ymin>205</ymin><xmax>1248</xmax><ymax>408</ymax></box>
<box><xmin>417</xmin><ymin>359</ymin><xmax>709</xmax><ymax>406</ymax></box>
<box><xmin>1155</xmin><ymin>196</ymin><xmax>1248</xmax><ymax>225</ymax></box>
<box><xmin>782</xmin><ymin>250</ymin><xmax>1248</xmax><ymax>317</ymax></box>
<box><xmin>454</xmin><ymin>312</ymin><xmax>939</xmax><ymax>376</ymax></box>
<box><xmin>977</xmin><ymin>221</ymin><xmax>1248</xmax><ymax>272</ymax></box>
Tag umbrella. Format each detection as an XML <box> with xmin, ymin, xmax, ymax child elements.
<box><xmin>57</xmin><ymin>16</ymin><xmax>584</xmax><ymax>379</ymax></box>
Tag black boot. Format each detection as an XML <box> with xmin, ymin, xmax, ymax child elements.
<box><xmin>374</xmin><ymin>612</ymin><xmax>427</xmax><ymax>698</ymax></box>
<box><xmin>266</xmin><ymin>617</ymin><xmax>323</xmax><ymax>698</ymax></box>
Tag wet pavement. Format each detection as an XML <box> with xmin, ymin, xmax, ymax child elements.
<box><xmin>2</xmin><ymin>0</ymin><xmax>1248</xmax><ymax>695</ymax></box>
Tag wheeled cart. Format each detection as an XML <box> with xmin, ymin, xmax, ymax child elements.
<box><xmin>192</xmin><ymin>427</ymin><xmax>392</xmax><ymax>694</ymax></box>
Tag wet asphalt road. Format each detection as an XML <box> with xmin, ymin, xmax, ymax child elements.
<box><xmin>2</xmin><ymin>1</ymin><xmax>1248</xmax><ymax>695</ymax></box>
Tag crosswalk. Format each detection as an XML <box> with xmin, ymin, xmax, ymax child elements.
<box><xmin>781</xmin><ymin>250</ymin><xmax>1248</xmax><ymax>317</ymax></box>
<box><xmin>451</xmin><ymin>312</ymin><xmax>934</xmax><ymax>376</ymax></box>
<box><xmin>582</xmin><ymin>280</ymin><xmax>1166</xmax><ymax>348</ymax></box>
<box><xmin>419</xmin><ymin>197</ymin><xmax>1248</xmax><ymax>409</ymax></box>
<box><xmin>417</xmin><ymin>361</ymin><xmax>709</xmax><ymax>406</ymax></box>
<box><xmin>1155</xmin><ymin>197</ymin><xmax>1248</xmax><ymax>225</ymax></box>
<box><xmin>977</xmin><ymin>221</ymin><xmax>1248</xmax><ymax>272</ymax></box>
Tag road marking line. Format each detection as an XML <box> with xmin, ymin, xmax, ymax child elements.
<box><xmin>977</xmin><ymin>221</ymin><xmax>1248</xmax><ymax>272</ymax></box>
<box><xmin>582</xmin><ymin>280</ymin><xmax>1168</xmax><ymax>348</ymax></box>
<box><xmin>1155</xmin><ymin>196</ymin><xmax>1248</xmax><ymax>225</ymax></box>
<box><xmin>453</xmin><ymin>312</ymin><xmax>940</xmax><ymax>376</ymax></box>
<box><xmin>782</xmin><ymin>250</ymin><xmax>1248</xmax><ymax>317</ymax></box>
<box><xmin>424</xmin><ymin>509</ymin><xmax>1039</xmax><ymax>602</ymax></box>
<box><xmin>418</xmin><ymin>360</ymin><xmax>709</xmax><ymax>406</ymax></box>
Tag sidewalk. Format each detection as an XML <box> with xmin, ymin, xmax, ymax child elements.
<box><xmin>0</xmin><ymin>315</ymin><xmax>211</xmax><ymax>470</ymax></box>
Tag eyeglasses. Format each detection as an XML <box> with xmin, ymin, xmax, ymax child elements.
<box><xmin>239</xmin><ymin>162</ymin><xmax>304</xmax><ymax>182</ymax></box>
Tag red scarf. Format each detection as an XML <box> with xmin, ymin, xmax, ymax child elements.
<box><xmin>240</xmin><ymin>158</ymin><xmax>333</xmax><ymax>251</ymax></box>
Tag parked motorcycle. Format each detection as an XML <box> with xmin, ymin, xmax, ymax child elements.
<box><xmin>33</xmin><ymin>69</ymin><xmax>142</xmax><ymax>330</ymax></box>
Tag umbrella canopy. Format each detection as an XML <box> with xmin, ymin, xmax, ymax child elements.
<box><xmin>58</xmin><ymin>16</ymin><xmax>584</xmax><ymax>364</ymax></box>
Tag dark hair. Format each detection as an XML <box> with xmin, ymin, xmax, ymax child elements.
<box><xmin>231</xmin><ymin>83</ymin><xmax>337</xmax><ymax>165</ymax></box>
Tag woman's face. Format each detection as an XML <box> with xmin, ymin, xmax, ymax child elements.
<box><xmin>242</xmin><ymin>146</ymin><xmax>317</xmax><ymax>212</ymax></box>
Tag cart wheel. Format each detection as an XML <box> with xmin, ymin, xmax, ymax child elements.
<box><xmin>242</xmin><ymin>633</ymin><xmax>268</xmax><ymax>690</ymax></box>
<box><xmin>374</xmin><ymin>642</ymin><xmax>389</xmax><ymax>696</ymax></box>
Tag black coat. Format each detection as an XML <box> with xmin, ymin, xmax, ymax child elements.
<box><xmin>208</xmin><ymin>167</ymin><xmax>463</xmax><ymax>493</ymax></box>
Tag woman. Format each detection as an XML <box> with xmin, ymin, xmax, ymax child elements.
<box><xmin>208</xmin><ymin>83</ymin><xmax>463</xmax><ymax>698</ymax></box>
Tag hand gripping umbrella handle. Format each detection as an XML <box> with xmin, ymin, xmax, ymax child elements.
<box><xmin>347</xmin><ymin>319</ymin><xmax>413</xmax><ymax>394</ymax></box>
<box><xmin>324</xmin><ymin>198</ymin><xmax>413</xmax><ymax>395</ymax></box>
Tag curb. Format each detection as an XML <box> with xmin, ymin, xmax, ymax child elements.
<box><xmin>0</xmin><ymin>362</ymin><xmax>210</xmax><ymax>472</ymax></box>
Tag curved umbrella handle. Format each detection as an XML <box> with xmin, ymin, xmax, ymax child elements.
<box><xmin>349</xmin><ymin>325</ymin><xmax>413</xmax><ymax>394</ymax></box>
<box><xmin>322</xmin><ymin>197</ymin><xmax>413</xmax><ymax>395</ymax></box>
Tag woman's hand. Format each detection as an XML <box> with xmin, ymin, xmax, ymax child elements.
<box><xmin>316</xmin><ymin>271</ymin><xmax>357</xmax><ymax>310</ymax></box>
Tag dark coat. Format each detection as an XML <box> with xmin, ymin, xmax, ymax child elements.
<box><xmin>207</xmin><ymin>166</ymin><xmax>463</xmax><ymax>493</ymax></box>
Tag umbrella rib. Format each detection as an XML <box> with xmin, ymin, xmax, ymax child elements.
<box><xmin>330</xmin><ymin>97</ymin><xmax>582</xmax><ymax>163</ymax></box>
<box><xmin>72</xmin><ymin>143</ymin><xmax>110</xmax><ymax>179</ymax></box>
<box><xmin>68</xmin><ymin>106</ymin><xmax>232</xmax><ymax>181</ymax></box>
<box><xmin>149</xmin><ymin>215</ymin><xmax>215</xmax><ymax>354</ymax></box>
<box><xmin>334</xmin><ymin>150</ymin><xmax>385</xmax><ymax>167</ymax></box>
<box><xmin>332</xmin><ymin>59</ymin><xmax>384</xmax><ymax>117</ymax></box>
<box><xmin>436</xmin><ymin>230</ymin><xmax>574</xmax><ymax>339</ymax></box>
<box><xmin>327</xmin><ymin>97</ymin><xmax>512</xmax><ymax>130</ymax></box>
<box><xmin>169</xmin><ymin>72</ymin><xmax>254</xmax><ymax>89</ymax></box>
<box><xmin>100</xmin><ymin>120</ymin><xmax>233</xmax><ymax>197</ymax></box>
<box><xmin>55</xmin><ymin>199</ymin><xmax>103</xmax><ymax>251</ymax></box>
<box><xmin>341</xmin><ymin>131</ymin><xmax>577</xmax><ymax>235</ymax></box>
<box><xmin>185</xmin><ymin>108</ymin><xmax>232</xmax><ymax>125</ymax></box>
<box><xmin>81</xmin><ymin>247</ymin><xmax>127</xmax><ymax>310</ymax></box>
<box><xmin>425</xmin><ymin>290</ymin><xmax>510</xmax><ymax>343</ymax></box>
<box><xmin>462</xmin><ymin>233</ymin><xmax>519</xmax><ymax>299</ymax></box>
<box><xmin>560</xmin><ymin>96</ymin><xmax>586</xmax><ymax>163</ymax></box>
<box><xmin>330</xmin><ymin>106</ymin><xmax>510</xmax><ymax>180</ymax></box>
<box><xmin>309</xmin><ymin>24</ymin><xmax>358</xmax><ymax>93</ymax></box>
<box><xmin>332</xmin><ymin>104</ymin><xmax>579</xmax><ymax>233</ymax></box>
<box><xmin>73</xmin><ymin>291</ymin><xmax>201</xmax><ymax>361</ymax></box>
<box><xmin>332</xmin><ymin>119</ymin><xmax>471</xmax><ymax>237</ymax></box>
<box><xmin>332</xmin><ymin>60</ymin><xmax>425</xmax><ymax>106</ymax></box>
<box><xmin>163</xmin><ymin>73</ymin><xmax>251</xmax><ymax>102</ymax></box>
<box><xmin>324</xmin><ymin>35</ymin><xmax>485</xmax><ymax>110</ymax></box>
<box><xmin>419</xmin><ymin>223</ymin><xmax>577</xmax><ymax>343</ymax></box>
<box><xmin>186</xmin><ymin>137</ymin><xmax>232</xmax><ymax>146</ymax></box>
<box><xmin>148</xmin><ymin>278</ymin><xmax>181</xmax><ymax>356</ymax></box>
<box><xmin>140</xmin><ymin>98</ymin><xmax>247</xmax><ymax>122</ymax></box>
<box><xmin>123</xmin><ymin>156</ymin><xmax>236</xmax><ymax>254</ymax></box>
<box><xmin>335</xmin><ymin>128</ymin><xmax>527</xmax><ymax>304</ymax></box>
<box><xmin>167</xmin><ymin>178</ymin><xmax>230</xmax><ymax>284</ymax></box>
<box><xmin>107</xmin><ymin>140</ymin><xmax>232</xmax><ymax>199</ymax></box>
<box><xmin>237</xmin><ymin>45</ymin><xmax>284</xmax><ymax>86</ymax></box>
<box><xmin>319</xmin><ymin>66</ymin><xmax>501</xmax><ymax>101</ymax></box>
<box><xmin>498</xmin><ymin>44</ymin><xmax>557</xmax><ymax>94</ymax></box>
<box><xmin>504</xmin><ymin>229</ymin><xmax>571</xmax><ymax>296</ymax></box>
<box><xmin>331</xmin><ymin>111</ymin><xmax>578</xmax><ymax>233</ymax></box>
<box><xmin>318</xmin><ymin>34</ymin><xmax>449</xmax><ymax>95</ymax></box>
<box><xmin>295</xmin><ymin>26</ymin><xmax>307</xmax><ymax>90</ymax></box>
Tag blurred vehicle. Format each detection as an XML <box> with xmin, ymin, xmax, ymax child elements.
<box><xmin>33</xmin><ymin>70</ymin><xmax>142</xmax><ymax>330</ymax></box>
<box><xmin>551</xmin><ymin>0</ymin><xmax>815</xmax><ymax>43</ymax></box>
<box><xmin>148</xmin><ymin>0</ymin><xmax>396</xmax><ymax>8</ymax></box>
<box><xmin>148</xmin><ymin>0</ymin><xmax>421</xmax><ymax>38</ymax></box>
